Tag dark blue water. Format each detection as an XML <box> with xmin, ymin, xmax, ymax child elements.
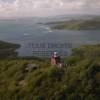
<box><xmin>0</xmin><ymin>18</ymin><xmax>100</xmax><ymax>57</ymax></box>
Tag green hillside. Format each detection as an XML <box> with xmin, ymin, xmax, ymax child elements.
<box><xmin>48</xmin><ymin>19</ymin><xmax>100</xmax><ymax>30</ymax></box>
<box><xmin>0</xmin><ymin>44</ymin><xmax>100</xmax><ymax>100</ymax></box>
<box><xmin>0</xmin><ymin>41</ymin><xmax>20</xmax><ymax>58</ymax></box>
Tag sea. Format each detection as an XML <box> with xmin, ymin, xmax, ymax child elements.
<box><xmin>0</xmin><ymin>17</ymin><xmax>100</xmax><ymax>57</ymax></box>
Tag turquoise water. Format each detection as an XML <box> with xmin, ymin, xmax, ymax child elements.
<box><xmin>0</xmin><ymin>18</ymin><xmax>100</xmax><ymax>57</ymax></box>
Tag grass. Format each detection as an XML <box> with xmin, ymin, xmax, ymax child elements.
<box><xmin>0</xmin><ymin>44</ymin><xmax>100</xmax><ymax>100</ymax></box>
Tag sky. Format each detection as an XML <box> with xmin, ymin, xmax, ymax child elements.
<box><xmin>0</xmin><ymin>0</ymin><xmax>100</xmax><ymax>17</ymax></box>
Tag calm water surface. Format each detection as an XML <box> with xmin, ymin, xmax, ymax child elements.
<box><xmin>0</xmin><ymin>18</ymin><xmax>100</xmax><ymax>57</ymax></box>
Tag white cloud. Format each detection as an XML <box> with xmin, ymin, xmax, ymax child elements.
<box><xmin>0</xmin><ymin>0</ymin><xmax>100</xmax><ymax>17</ymax></box>
<box><xmin>0</xmin><ymin>0</ymin><xmax>18</xmax><ymax>17</ymax></box>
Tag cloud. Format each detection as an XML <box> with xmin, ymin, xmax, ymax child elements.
<box><xmin>0</xmin><ymin>0</ymin><xmax>100</xmax><ymax>17</ymax></box>
<box><xmin>0</xmin><ymin>0</ymin><xmax>18</xmax><ymax>17</ymax></box>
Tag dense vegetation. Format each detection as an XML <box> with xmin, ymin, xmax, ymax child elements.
<box><xmin>47</xmin><ymin>19</ymin><xmax>100</xmax><ymax>30</ymax></box>
<box><xmin>0</xmin><ymin>44</ymin><xmax>100</xmax><ymax>100</ymax></box>
<box><xmin>0</xmin><ymin>41</ymin><xmax>20</xmax><ymax>58</ymax></box>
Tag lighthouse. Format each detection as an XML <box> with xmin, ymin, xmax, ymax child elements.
<box><xmin>51</xmin><ymin>52</ymin><xmax>61</xmax><ymax>66</ymax></box>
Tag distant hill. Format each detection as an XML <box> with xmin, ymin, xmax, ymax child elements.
<box><xmin>46</xmin><ymin>17</ymin><xmax>100</xmax><ymax>30</ymax></box>
<box><xmin>0</xmin><ymin>41</ymin><xmax>20</xmax><ymax>58</ymax></box>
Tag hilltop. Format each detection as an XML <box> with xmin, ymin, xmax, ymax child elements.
<box><xmin>0</xmin><ymin>43</ymin><xmax>100</xmax><ymax>100</ymax></box>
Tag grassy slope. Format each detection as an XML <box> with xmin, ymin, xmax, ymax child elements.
<box><xmin>0</xmin><ymin>45</ymin><xmax>100</xmax><ymax>100</ymax></box>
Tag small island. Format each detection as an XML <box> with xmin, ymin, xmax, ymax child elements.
<box><xmin>0</xmin><ymin>40</ymin><xmax>20</xmax><ymax>58</ymax></box>
<box><xmin>47</xmin><ymin>19</ymin><xmax>100</xmax><ymax>30</ymax></box>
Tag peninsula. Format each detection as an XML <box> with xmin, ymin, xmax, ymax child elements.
<box><xmin>47</xmin><ymin>18</ymin><xmax>100</xmax><ymax>30</ymax></box>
